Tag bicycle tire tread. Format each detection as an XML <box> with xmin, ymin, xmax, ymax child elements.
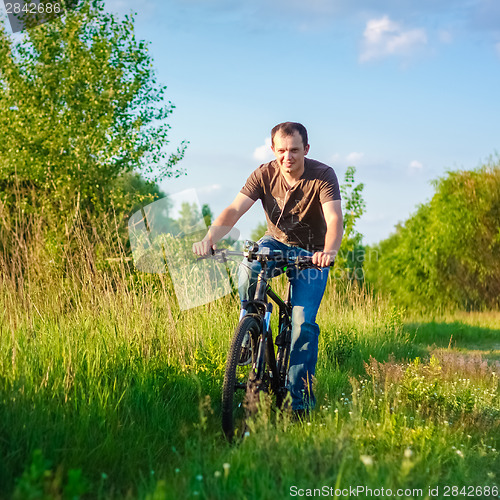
<box><xmin>221</xmin><ymin>315</ymin><xmax>260</xmax><ymax>441</ymax></box>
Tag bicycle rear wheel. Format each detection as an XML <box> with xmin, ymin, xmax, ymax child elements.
<box><xmin>221</xmin><ymin>315</ymin><xmax>261</xmax><ymax>442</ymax></box>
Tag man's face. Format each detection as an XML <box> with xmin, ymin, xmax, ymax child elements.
<box><xmin>271</xmin><ymin>130</ymin><xmax>310</xmax><ymax>177</ymax></box>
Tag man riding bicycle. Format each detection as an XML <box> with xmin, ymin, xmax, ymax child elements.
<box><xmin>193</xmin><ymin>122</ymin><xmax>343</xmax><ymax>415</ymax></box>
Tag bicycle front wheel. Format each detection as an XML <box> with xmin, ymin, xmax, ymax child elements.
<box><xmin>221</xmin><ymin>315</ymin><xmax>261</xmax><ymax>442</ymax></box>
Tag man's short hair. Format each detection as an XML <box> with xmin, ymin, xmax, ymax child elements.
<box><xmin>271</xmin><ymin>122</ymin><xmax>308</xmax><ymax>149</ymax></box>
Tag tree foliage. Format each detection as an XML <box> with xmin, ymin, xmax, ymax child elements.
<box><xmin>334</xmin><ymin>166</ymin><xmax>365</xmax><ymax>282</ymax></box>
<box><xmin>364</xmin><ymin>159</ymin><xmax>500</xmax><ymax>310</ymax></box>
<box><xmin>0</xmin><ymin>0</ymin><xmax>186</xmax><ymax>252</ymax></box>
<box><xmin>250</xmin><ymin>221</ymin><xmax>267</xmax><ymax>242</ymax></box>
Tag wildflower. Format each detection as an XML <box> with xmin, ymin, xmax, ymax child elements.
<box><xmin>360</xmin><ymin>455</ymin><xmax>374</xmax><ymax>467</ymax></box>
<box><xmin>223</xmin><ymin>463</ymin><xmax>230</xmax><ymax>479</ymax></box>
<box><xmin>404</xmin><ymin>448</ymin><xmax>413</xmax><ymax>459</ymax></box>
<box><xmin>214</xmin><ymin>471</ymin><xmax>221</xmax><ymax>478</ymax></box>
<box><xmin>456</xmin><ymin>450</ymin><xmax>464</xmax><ymax>458</ymax></box>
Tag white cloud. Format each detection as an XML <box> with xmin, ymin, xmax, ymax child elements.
<box><xmin>408</xmin><ymin>160</ymin><xmax>424</xmax><ymax>175</ymax></box>
<box><xmin>197</xmin><ymin>184</ymin><xmax>222</xmax><ymax>195</ymax></box>
<box><xmin>439</xmin><ymin>30</ymin><xmax>453</xmax><ymax>44</ymax></box>
<box><xmin>331</xmin><ymin>152</ymin><xmax>365</xmax><ymax>166</ymax></box>
<box><xmin>141</xmin><ymin>1</ymin><xmax>500</xmax><ymax>45</ymax></box>
<box><xmin>346</xmin><ymin>152</ymin><xmax>365</xmax><ymax>164</ymax></box>
<box><xmin>253</xmin><ymin>138</ymin><xmax>274</xmax><ymax>162</ymax></box>
<box><xmin>360</xmin><ymin>16</ymin><xmax>427</xmax><ymax>62</ymax></box>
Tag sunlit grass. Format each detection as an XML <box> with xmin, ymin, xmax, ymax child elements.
<box><xmin>1</xmin><ymin>227</ymin><xmax>499</xmax><ymax>499</ymax></box>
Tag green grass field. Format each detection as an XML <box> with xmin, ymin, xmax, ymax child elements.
<box><xmin>1</xmin><ymin>254</ymin><xmax>499</xmax><ymax>499</ymax></box>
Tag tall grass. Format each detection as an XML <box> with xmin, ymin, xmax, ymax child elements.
<box><xmin>0</xmin><ymin>215</ymin><xmax>499</xmax><ymax>499</ymax></box>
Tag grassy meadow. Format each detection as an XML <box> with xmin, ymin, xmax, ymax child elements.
<box><xmin>1</xmin><ymin>235</ymin><xmax>499</xmax><ymax>499</ymax></box>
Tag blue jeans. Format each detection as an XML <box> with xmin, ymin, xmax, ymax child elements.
<box><xmin>238</xmin><ymin>236</ymin><xmax>329</xmax><ymax>411</ymax></box>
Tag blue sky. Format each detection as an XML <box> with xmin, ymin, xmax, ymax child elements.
<box><xmin>6</xmin><ymin>0</ymin><xmax>500</xmax><ymax>244</ymax></box>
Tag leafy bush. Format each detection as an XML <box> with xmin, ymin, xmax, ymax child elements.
<box><xmin>364</xmin><ymin>159</ymin><xmax>500</xmax><ymax>310</ymax></box>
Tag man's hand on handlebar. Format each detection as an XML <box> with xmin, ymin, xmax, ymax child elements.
<box><xmin>312</xmin><ymin>251</ymin><xmax>334</xmax><ymax>268</ymax></box>
<box><xmin>192</xmin><ymin>239</ymin><xmax>215</xmax><ymax>257</ymax></box>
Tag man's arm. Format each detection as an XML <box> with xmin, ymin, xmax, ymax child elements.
<box><xmin>312</xmin><ymin>200</ymin><xmax>343</xmax><ymax>267</ymax></box>
<box><xmin>192</xmin><ymin>193</ymin><xmax>256</xmax><ymax>256</ymax></box>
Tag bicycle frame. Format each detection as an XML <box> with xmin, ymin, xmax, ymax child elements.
<box><xmin>239</xmin><ymin>257</ymin><xmax>294</xmax><ymax>403</ymax></box>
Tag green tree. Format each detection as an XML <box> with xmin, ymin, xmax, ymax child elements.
<box><xmin>365</xmin><ymin>160</ymin><xmax>500</xmax><ymax>310</ymax></box>
<box><xmin>176</xmin><ymin>202</ymin><xmax>202</xmax><ymax>234</ymax></box>
<box><xmin>250</xmin><ymin>221</ymin><xmax>267</xmax><ymax>242</ymax></box>
<box><xmin>0</xmin><ymin>0</ymin><xmax>186</xmax><ymax>251</ymax></box>
<box><xmin>364</xmin><ymin>203</ymin><xmax>438</xmax><ymax>307</ymax></box>
<box><xmin>335</xmin><ymin>166</ymin><xmax>366</xmax><ymax>282</ymax></box>
<box><xmin>202</xmin><ymin>203</ymin><xmax>213</xmax><ymax>227</ymax></box>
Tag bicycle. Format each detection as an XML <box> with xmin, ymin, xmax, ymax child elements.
<box><xmin>200</xmin><ymin>240</ymin><xmax>331</xmax><ymax>442</ymax></box>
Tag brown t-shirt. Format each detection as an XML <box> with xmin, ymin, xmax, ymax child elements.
<box><xmin>240</xmin><ymin>158</ymin><xmax>341</xmax><ymax>252</ymax></box>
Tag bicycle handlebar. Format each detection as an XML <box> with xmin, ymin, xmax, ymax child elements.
<box><xmin>196</xmin><ymin>244</ymin><xmax>334</xmax><ymax>269</ymax></box>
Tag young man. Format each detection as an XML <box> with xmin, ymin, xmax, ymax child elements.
<box><xmin>193</xmin><ymin>122</ymin><xmax>343</xmax><ymax>413</ymax></box>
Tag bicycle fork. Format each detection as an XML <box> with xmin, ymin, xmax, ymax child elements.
<box><xmin>275</xmin><ymin>307</ymin><xmax>292</xmax><ymax>404</ymax></box>
<box><xmin>255</xmin><ymin>303</ymin><xmax>272</xmax><ymax>378</ymax></box>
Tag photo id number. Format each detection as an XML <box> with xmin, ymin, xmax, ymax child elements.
<box><xmin>4</xmin><ymin>2</ymin><xmax>62</xmax><ymax>14</ymax></box>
